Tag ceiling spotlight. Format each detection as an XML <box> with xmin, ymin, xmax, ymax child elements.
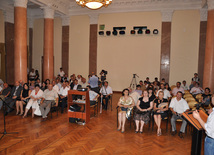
<box><xmin>138</xmin><ymin>29</ymin><xmax>143</xmax><ymax>34</ymax></box>
<box><xmin>106</xmin><ymin>31</ymin><xmax>111</xmax><ymax>36</ymax></box>
<box><xmin>99</xmin><ymin>31</ymin><xmax>104</xmax><ymax>35</ymax></box>
<box><xmin>145</xmin><ymin>29</ymin><xmax>150</xmax><ymax>34</ymax></box>
<box><xmin>112</xmin><ymin>30</ymin><xmax>118</xmax><ymax>36</ymax></box>
<box><xmin>119</xmin><ymin>31</ymin><xmax>125</xmax><ymax>35</ymax></box>
<box><xmin>130</xmin><ymin>30</ymin><xmax>135</xmax><ymax>34</ymax></box>
<box><xmin>153</xmin><ymin>29</ymin><xmax>158</xmax><ymax>34</ymax></box>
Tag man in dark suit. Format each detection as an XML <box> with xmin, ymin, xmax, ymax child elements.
<box><xmin>5</xmin><ymin>81</ymin><xmax>23</xmax><ymax>115</ymax></box>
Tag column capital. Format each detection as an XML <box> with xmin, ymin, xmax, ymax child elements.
<box><xmin>62</xmin><ymin>16</ymin><xmax>70</xmax><ymax>26</ymax></box>
<box><xmin>42</xmin><ymin>6</ymin><xmax>55</xmax><ymax>19</ymax></box>
<box><xmin>161</xmin><ymin>10</ymin><xmax>174</xmax><ymax>22</ymax></box>
<box><xmin>14</xmin><ymin>0</ymin><xmax>28</xmax><ymax>8</ymax></box>
<box><xmin>200</xmin><ymin>8</ymin><xmax>208</xmax><ymax>21</ymax></box>
<box><xmin>207</xmin><ymin>0</ymin><xmax>214</xmax><ymax>10</ymax></box>
<box><xmin>28</xmin><ymin>18</ymin><xmax>34</xmax><ymax>28</ymax></box>
<box><xmin>89</xmin><ymin>14</ymin><xmax>99</xmax><ymax>24</ymax></box>
<box><xmin>3</xmin><ymin>10</ymin><xmax>14</xmax><ymax>23</ymax></box>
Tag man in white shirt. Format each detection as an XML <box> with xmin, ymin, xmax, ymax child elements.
<box><xmin>86</xmin><ymin>85</ymin><xmax>99</xmax><ymax>105</ymax></box>
<box><xmin>77</xmin><ymin>75</ymin><xmax>82</xmax><ymax>84</ymax></box>
<box><xmin>80</xmin><ymin>78</ymin><xmax>87</xmax><ymax>88</ymax></box>
<box><xmin>56</xmin><ymin>78</ymin><xmax>62</xmax><ymax>90</ymax></box>
<box><xmin>52</xmin><ymin>80</ymin><xmax>59</xmax><ymax>93</ymax></box>
<box><xmin>190</xmin><ymin>82</ymin><xmax>204</xmax><ymax>96</ymax></box>
<box><xmin>172</xmin><ymin>82</ymin><xmax>184</xmax><ymax>96</ymax></box>
<box><xmin>58</xmin><ymin>67</ymin><xmax>65</xmax><ymax>77</ymax></box>
<box><xmin>100</xmin><ymin>81</ymin><xmax>113</xmax><ymax>110</ymax></box>
<box><xmin>58</xmin><ymin>82</ymin><xmax>69</xmax><ymax>113</ymax></box>
<box><xmin>181</xmin><ymin>80</ymin><xmax>189</xmax><ymax>90</ymax></box>
<box><xmin>170</xmin><ymin>91</ymin><xmax>189</xmax><ymax>138</ymax></box>
<box><xmin>156</xmin><ymin>83</ymin><xmax>171</xmax><ymax>100</ymax></box>
<box><xmin>193</xmin><ymin>98</ymin><xmax>214</xmax><ymax>155</ymax></box>
<box><xmin>40</xmin><ymin>84</ymin><xmax>58</xmax><ymax>121</ymax></box>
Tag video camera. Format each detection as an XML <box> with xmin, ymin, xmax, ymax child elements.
<box><xmin>101</xmin><ymin>70</ymin><xmax>108</xmax><ymax>75</ymax></box>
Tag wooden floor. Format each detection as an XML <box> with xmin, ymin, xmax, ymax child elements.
<box><xmin>0</xmin><ymin>93</ymin><xmax>204</xmax><ymax>155</ymax></box>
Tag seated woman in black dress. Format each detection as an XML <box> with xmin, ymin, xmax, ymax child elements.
<box><xmin>134</xmin><ymin>90</ymin><xmax>153</xmax><ymax>133</ymax></box>
<box><xmin>153</xmin><ymin>91</ymin><xmax>169</xmax><ymax>136</ymax></box>
<box><xmin>147</xmin><ymin>87</ymin><xmax>156</xmax><ymax>102</ymax></box>
<box><xmin>16</xmin><ymin>83</ymin><xmax>31</xmax><ymax>115</ymax></box>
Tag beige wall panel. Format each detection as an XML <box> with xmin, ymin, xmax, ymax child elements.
<box><xmin>0</xmin><ymin>10</ymin><xmax>5</xmax><ymax>43</ymax></box>
<box><xmin>69</xmin><ymin>15</ymin><xmax>90</xmax><ymax>79</ymax></box>
<box><xmin>32</xmin><ymin>18</ymin><xmax>44</xmax><ymax>78</ymax></box>
<box><xmin>54</xmin><ymin>17</ymin><xmax>62</xmax><ymax>77</ymax></box>
<box><xmin>170</xmin><ymin>10</ymin><xmax>200</xmax><ymax>86</ymax></box>
<box><xmin>98</xmin><ymin>12</ymin><xmax>162</xmax><ymax>91</ymax></box>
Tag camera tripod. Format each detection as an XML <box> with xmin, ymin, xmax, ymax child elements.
<box><xmin>130</xmin><ymin>74</ymin><xmax>139</xmax><ymax>90</ymax></box>
<box><xmin>0</xmin><ymin>97</ymin><xmax>18</xmax><ymax>140</ymax></box>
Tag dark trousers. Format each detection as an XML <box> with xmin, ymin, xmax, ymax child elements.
<box><xmin>102</xmin><ymin>95</ymin><xmax>110</xmax><ymax>110</ymax></box>
<box><xmin>6</xmin><ymin>98</ymin><xmax>16</xmax><ymax>113</ymax></box>
<box><xmin>91</xmin><ymin>87</ymin><xmax>99</xmax><ymax>94</ymax></box>
<box><xmin>59</xmin><ymin>96</ymin><xmax>67</xmax><ymax>113</ymax></box>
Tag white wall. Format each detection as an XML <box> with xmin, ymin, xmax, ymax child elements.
<box><xmin>97</xmin><ymin>12</ymin><xmax>162</xmax><ymax>91</ymax></box>
<box><xmin>169</xmin><ymin>10</ymin><xmax>200</xmax><ymax>86</ymax></box>
<box><xmin>32</xmin><ymin>18</ymin><xmax>62</xmax><ymax>80</ymax></box>
<box><xmin>69</xmin><ymin>15</ymin><xmax>90</xmax><ymax>79</ymax></box>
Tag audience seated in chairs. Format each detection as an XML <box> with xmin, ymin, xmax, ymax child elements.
<box><xmin>190</xmin><ymin>82</ymin><xmax>204</xmax><ymax>96</ymax></box>
<box><xmin>23</xmin><ymin>84</ymin><xmax>43</xmax><ymax>118</ymax></box>
<box><xmin>86</xmin><ymin>85</ymin><xmax>99</xmax><ymax>106</ymax></box>
<box><xmin>134</xmin><ymin>90</ymin><xmax>153</xmax><ymax>134</ymax></box>
<box><xmin>117</xmin><ymin>89</ymin><xmax>134</xmax><ymax>133</ymax></box>
<box><xmin>88</xmin><ymin>72</ymin><xmax>99</xmax><ymax>93</ymax></box>
<box><xmin>169</xmin><ymin>91</ymin><xmax>190</xmax><ymax>138</ymax></box>
<box><xmin>198</xmin><ymin>87</ymin><xmax>212</xmax><ymax>107</ymax></box>
<box><xmin>153</xmin><ymin>91</ymin><xmax>169</xmax><ymax>136</ymax></box>
<box><xmin>40</xmin><ymin>84</ymin><xmax>58</xmax><ymax>121</ymax></box>
<box><xmin>134</xmin><ymin>85</ymin><xmax>142</xmax><ymax>96</ymax></box>
<box><xmin>181</xmin><ymin>80</ymin><xmax>189</xmax><ymax>90</ymax></box>
<box><xmin>0</xmin><ymin>83</ymin><xmax>11</xmax><ymax>111</ymax></box>
<box><xmin>172</xmin><ymin>82</ymin><xmax>184</xmax><ymax>96</ymax></box>
<box><xmin>58</xmin><ymin>82</ymin><xmax>69</xmax><ymax>114</ymax></box>
<box><xmin>5</xmin><ymin>81</ymin><xmax>23</xmax><ymax>116</ymax></box>
<box><xmin>100</xmin><ymin>81</ymin><xmax>113</xmax><ymax>110</ymax></box>
<box><xmin>16</xmin><ymin>83</ymin><xmax>31</xmax><ymax>116</ymax></box>
<box><xmin>128</xmin><ymin>87</ymin><xmax>140</xmax><ymax>106</ymax></box>
<box><xmin>156</xmin><ymin>83</ymin><xmax>171</xmax><ymax>100</ymax></box>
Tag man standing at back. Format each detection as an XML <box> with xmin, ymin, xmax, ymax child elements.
<box><xmin>88</xmin><ymin>72</ymin><xmax>99</xmax><ymax>93</ymax></box>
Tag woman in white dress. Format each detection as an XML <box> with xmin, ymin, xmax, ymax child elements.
<box><xmin>23</xmin><ymin>84</ymin><xmax>43</xmax><ymax>118</ymax></box>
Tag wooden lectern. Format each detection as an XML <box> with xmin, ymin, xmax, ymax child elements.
<box><xmin>67</xmin><ymin>90</ymin><xmax>90</xmax><ymax>123</ymax></box>
<box><xmin>182</xmin><ymin>110</ymin><xmax>208</xmax><ymax>155</ymax></box>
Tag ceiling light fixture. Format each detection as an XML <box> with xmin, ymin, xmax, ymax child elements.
<box><xmin>76</xmin><ymin>0</ymin><xmax>112</xmax><ymax>10</ymax></box>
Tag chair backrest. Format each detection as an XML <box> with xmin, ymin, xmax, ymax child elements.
<box><xmin>171</xmin><ymin>85</ymin><xmax>176</xmax><ymax>90</ymax></box>
<box><xmin>188</xmin><ymin>101</ymin><xmax>198</xmax><ymax>109</ymax></box>
<box><xmin>185</xmin><ymin>97</ymin><xmax>195</xmax><ymax>102</ymax></box>
<box><xmin>183</xmin><ymin>94</ymin><xmax>192</xmax><ymax>98</ymax></box>
<box><xmin>184</xmin><ymin>90</ymin><xmax>190</xmax><ymax>94</ymax></box>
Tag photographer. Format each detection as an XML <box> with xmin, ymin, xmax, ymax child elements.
<box><xmin>100</xmin><ymin>70</ymin><xmax>107</xmax><ymax>84</ymax></box>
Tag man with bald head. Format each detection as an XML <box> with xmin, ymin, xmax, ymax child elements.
<box><xmin>40</xmin><ymin>84</ymin><xmax>58</xmax><ymax>121</ymax></box>
<box><xmin>5</xmin><ymin>81</ymin><xmax>23</xmax><ymax>115</ymax></box>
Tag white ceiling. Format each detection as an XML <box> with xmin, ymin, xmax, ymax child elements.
<box><xmin>0</xmin><ymin>0</ymin><xmax>209</xmax><ymax>23</ymax></box>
